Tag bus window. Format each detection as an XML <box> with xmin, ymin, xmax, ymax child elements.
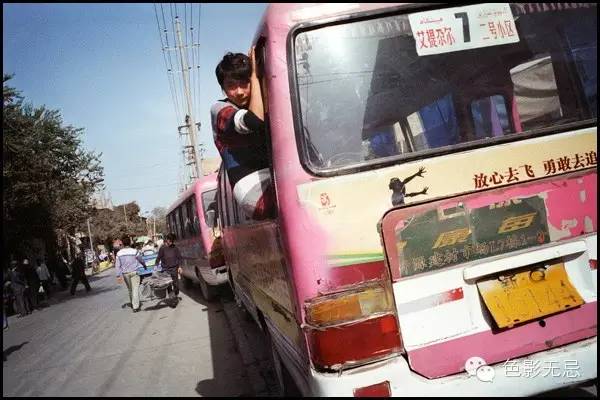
<box><xmin>175</xmin><ymin>207</ymin><xmax>183</xmax><ymax>240</ymax></box>
<box><xmin>294</xmin><ymin>4</ymin><xmax>597</xmax><ymax>173</ymax></box>
<box><xmin>202</xmin><ymin>189</ymin><xmax>218</xmax><ymax>227</ymax></box>
<box><xmin>190</xmin><ymin>195</ymin><xmax>199</xmax><ymax>235</ymax></box>
<box><xmin>184</xmin><ymin>198</ymin><xmax>195</xmax><ymax>237</ymax></box>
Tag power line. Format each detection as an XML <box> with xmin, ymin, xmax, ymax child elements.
<box><xmin>170</xmin><ymin>3</ymin><xmax>185</xmax><ymax>123</ymax></box>
<box><xmin>196</xmin><ymin>3</ymin><xmax>202</xmax><ymax>122</ymax></box>
<box><xmin>190</xmin><ymin>3</ymin><xmax>197</xmax><ymax>130</ymax></box>
<box><xmin>160</xmin><ymin>4</ymin><xmax>182</xmax><ymax>123</ymax></box>
<box><xmin>154</xmin><ymin>4</ymin><xmax>180</xmax><ymax>124</ymax></box>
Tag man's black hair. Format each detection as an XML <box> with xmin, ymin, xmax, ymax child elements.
<box><xmin>215</xmin><ymin>52</ymin><xmax>251</xmax><ymax>88</ymax></box>
<box><xmin>122</xmin><ymin>236</ymin><xmax>132</xmax><ymax>247</ymax></box>
<box><xmin>166</xmin><ymin>233</ymin><xmax>176</xmax><ymax>242</ymax></box>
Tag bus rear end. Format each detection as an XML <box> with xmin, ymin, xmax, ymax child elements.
<box><xmin>287</xmin><ymin>3</ymin><xmax>596</xmax><ymax>396</ymax></box>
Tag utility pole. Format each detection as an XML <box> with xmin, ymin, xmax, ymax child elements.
<box><xmin>123</xmin><ymin>204</ymin><xmax>128</xmax><ymax>224</ymax></box>
<box><xmin>175</xmin><ymin>17</ymin><xmax>203</xmax><ymax>182</ymax></box>
<box><xmin>87</xmin><ymin>218</ymin><xmax>95</xmax><ymax>257</ymax></box>
<box><xmin>153</xmin><ymin>216</ymin><xmax>156</xmax><ymax>238</ymax></box>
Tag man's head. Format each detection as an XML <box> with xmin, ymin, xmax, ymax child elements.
<box><xmin>165</xmin><ymin>233</ymin><xmax>176</xmax><ymax>247</ymax></box>
<box><xmin>216</xmin><ymin>52</ymin><xmax>252</xmax><ymax>108</ymax></box>
<box><xmin>37</xmin><ymin>259</ymin><xmax>42</xmax><ymax>265</ymax></box>
<box><xmin>122</xmin><ymin>236</ymin><xmax>132</xmax><ymax>248</ymax></box>
<box><xmin>113</xmin><ymin>238</ymin><xmax>123</xmax><ymax>250</ymax></box>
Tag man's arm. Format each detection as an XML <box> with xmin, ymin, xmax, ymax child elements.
<box><xmin>136</xmin><ymin>254</ymin><xmax>147</xmax><ymax>269</ymax></box>
<box><xmin>155</xmin><ymin>247</ymin><xmax>163</xmax><ymax>267</ymax></box>
<box><xmin>248</xmin><ymin>45</ymin><xmax>264</xmax><ymax>122</ymax></box>
<box><xmin>115</xmin><ymin>255</ymin><xmax>122</xmax><ymax>277</ymax></box>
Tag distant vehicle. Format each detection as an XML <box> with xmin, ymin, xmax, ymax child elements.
<box><xmin>166</xmin><ymin>172</ymin><xmax>226</xmax><ymax>300</ymax></box>
<box><xmin>136</xmin><ymin>248</ymin><xmax>160</xmax><ymax>276</ymax></box>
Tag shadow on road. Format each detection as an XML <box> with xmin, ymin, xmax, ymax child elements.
<box><xmin>3</xmin><ymin>341</ymin><xmax>29</xmax><ymax>362</ymax></box>
<box><xmin>176</xmin><ymin>279</ymin><xmax>247</xmax><ymax>397</ymax></box>
<box><xmin>41</xmin><ymin>277</ymin><xmax>120</xmax><ymax>308</ymax></box>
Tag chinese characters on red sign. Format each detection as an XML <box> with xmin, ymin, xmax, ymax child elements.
<box><xmin>473</xmin><ymin>151</ymin><xmax>597</xmax><ymax>189</ymax></box>
<box><xmin>415</xmin><ymin>27</ymin><xmax>456</xmax><ymax>50</ymax></box>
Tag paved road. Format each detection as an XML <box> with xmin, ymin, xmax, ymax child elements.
<box><xmin>4</xmin><ymin>268</ymin><xmax>595</xmax><ymax>397</ymax></box>
<box><xmin>2</xmin><ymin>268</ymin><xmax>252</xmax><ymax>397</ymax></box>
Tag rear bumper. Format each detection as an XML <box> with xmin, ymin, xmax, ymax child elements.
<box><xmin>309</xmin><ymin>336</ymin><xmax>596</xmax><ymax>396</ymax></box>
<box><xmin>198</xmin><ymin>265</ymin><xmax>228</xmax><ymax>287</ymax></box>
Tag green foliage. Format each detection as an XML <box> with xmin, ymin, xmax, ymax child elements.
<box><xmin>151</xmin><ymin>206</ymin><xmax>168</xmax><ymax>234</ymax></box>
<box><xmin>3</xmin><ymin>74</ymin><xmax>104</xmax><ymax>256</ymax></box>
<box><xmin>89</xmin><ymin>201</ymin><xmax>149</xmax><ymax>247</ymax></box>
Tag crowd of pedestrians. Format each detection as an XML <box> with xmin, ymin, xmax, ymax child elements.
<box><xmin>3</xmin><ymin>249</ymin><xmax>95</xmax><ymax>327</ymax></box>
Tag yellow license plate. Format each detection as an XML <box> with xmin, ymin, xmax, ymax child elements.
<box><xmin>477</xmin><ymin>263</ymin><xmax>584</xmax><ymax>329</ymax></box>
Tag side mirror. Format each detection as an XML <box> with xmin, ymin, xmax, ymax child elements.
<box><xmin>206</xmin><ymin>209</ymin><xmax>216</xmax><ymax>228</ymax></box>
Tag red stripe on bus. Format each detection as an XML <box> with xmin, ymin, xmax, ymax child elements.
<box><xmin>397</xmin><ymin>288</ymin><xmax>464</xmax><ymax>315</ymax></box>
<box><xmin>325</xmin><ymin>261</ymin><xmax>388</xmax><ymax>288</ymax></box>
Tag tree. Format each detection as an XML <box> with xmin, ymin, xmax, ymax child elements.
<box><xmin>86</xmin><ymin>202</ymin><xmax>149</xmax><ymax>249</ymax></box>
<box><xmin>3</xmin><ymin>75</ymin><xmax>104</xmax><ymax>261</ymax></box>
<box><xmin>151</xmin><ymin>206</ymin><xmax>168</xmax><ymax>234</ymax></box>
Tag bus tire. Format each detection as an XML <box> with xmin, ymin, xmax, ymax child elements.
<box><xmin>197</xmin><ymin>269</ymin><xmax>216</xmax><ymax>301</ymax></box>
<box><xmin>182</xmin><ymin>275</ymin><xmax>193</xmax><ymax>288</ymax></box>
<box><xmin>266</xmin><ymin>327</ymin><xmax>301</xmax><ymax>397</ymax></box>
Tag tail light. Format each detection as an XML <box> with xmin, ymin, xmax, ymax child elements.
<box><xmin>354</xmin><ymin>381</ymin><xmax>391</xmax><ymax>397</ymax></box>
<box><xmin>304</xmin><ymin>284</ymin><xmax>403</xmax><ymax>370</ymax></box>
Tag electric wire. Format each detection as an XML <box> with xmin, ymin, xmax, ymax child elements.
<box><xmin>196</xmin><ymin>3</ymin><xmax>202</xmax><ymax>123</ymax></box>
<box><xmin>154</xmin><ymin>4</ymin><xmax>181</xmax><ymax>125</ymax></box>
<box><xmin>161</xmin><ymin>3</ymin><xmax>183</xmax><ymax>123</ymax></box>
<box><xmin>170</xmin><ymin>3</ymin><xmax>185</xmax><ymax>125</ymax></box>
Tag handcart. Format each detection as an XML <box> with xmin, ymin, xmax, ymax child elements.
<box><xmin>137</xmin><ymin>264</ymin><xmax>177</xmax><ymax>307</ymax></box>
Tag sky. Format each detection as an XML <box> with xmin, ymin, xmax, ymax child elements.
<box><xmin>3</xmin><ymin>3</ymin><xmax>267</xmax><ymax>216</ymax></box>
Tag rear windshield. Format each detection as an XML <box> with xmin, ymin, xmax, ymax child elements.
<box><xmin>294</xmin><ymin>3</ymin><xmax>597</xmax><ymax>173</ymax></box>
<box><xmin>201</xmin><ymin>189</ymin><xmax>218</xmax><ymax>227</ymax></box>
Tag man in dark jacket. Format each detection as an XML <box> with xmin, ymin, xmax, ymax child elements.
<box><xmin>9</xmin><ymin>260</ymin><xmax>30</xmax><ymax>317</ymax></box>
<box><xmin>22</xmin><ymin>259</ymin><xmax>40</xmax><ymax>310</ymax></box>
<box><xmin>155</xmin><ymin>233</ymin><xmax>183</xmax><ymax>307</ymax></box>
<box><xmin>70</xmin><ymin>251</ymin><xmax>92</xmax><ymax>295</ymax></box>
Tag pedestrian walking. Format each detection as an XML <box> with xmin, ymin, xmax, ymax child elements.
<box><xmin>3</xmin><ymin>267</ymin><xmax>10</xmax><ymax>329</ymax></box>
<box><xmin>36</xmin><ymin>258</ymin><xmax>52</xmax><ymax>301</ymax></box>
<box><xmin>154</xmin><ymin>233</ymin><xmax>183</xmax><ymax>308</ymax></box>
<box><xmin>70</xmin><ymin>251</ymin><xmax>92</xmax><ymax>295</ymax></box>
<box><xmin>115</xmin><ymin>237</ymin><xmax>147</xmax><ymax>313</ymax></box>
<box><xmin>22</xmin><ymin>259</ymin><xmax>40</xmax><ymax>310</ymax></box>
<box><xmin>55</xmin><ymin>254</ymin><xmax>69</xmax><ymax>290</ymax></box>
<box><xmin>9</xmin><ymin>260</ymin><xmax>30</xmax><ymax>317</ymax></box>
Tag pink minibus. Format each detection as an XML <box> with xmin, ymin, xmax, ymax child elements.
<box><xmin>218</xmin><ymin>3</ymin><xmax>596</xmax><ymax>396</ymax></box>
<box><xmin>166</xmin><ymin>172</ymin><xmax>226</xmax><ymax>300</ymax></box>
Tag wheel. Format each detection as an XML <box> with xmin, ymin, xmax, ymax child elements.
<box><xmin>182</xmin><ymin>275</ymin><xmax>193</xmax><ymax>288</ymax></box>
<box><xmin>197</xmin><ymin>268</ymin><xmax>217</xmax><ymax>301</ymax></box>
<box><xmin>265</xmin><ymin>328</ymin><xmax>301</xmax><ymax>397</ymax></box>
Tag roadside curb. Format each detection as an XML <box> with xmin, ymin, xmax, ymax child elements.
<box><xmin>221</xmin><ymin>299</ymin><xmax>270</xmax><ymax>396</ymax></box>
